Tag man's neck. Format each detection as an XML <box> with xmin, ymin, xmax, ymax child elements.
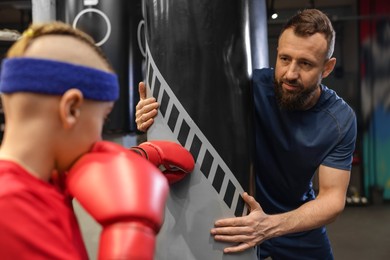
<box><xmin>302</xmin><ymin>85</ymin><xmax>322</xmax><ymax>110</ymax></box>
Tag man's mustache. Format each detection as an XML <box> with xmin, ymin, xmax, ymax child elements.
<box><xmin>280</xmin><ymin>79</ymin><xmax>302</xmax><ymax>88</ymax></box>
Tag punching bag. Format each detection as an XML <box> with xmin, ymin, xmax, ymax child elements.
<box><xmin>140</xmin><ymin>0</ymin><xmax>268</xmax><ymax>259</ymax></box>
<box><xmin>57</xmin><ymin>0</ymin><xmax>143</xmax><ymax>133</ymax></box>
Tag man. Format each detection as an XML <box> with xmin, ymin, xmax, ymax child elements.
<box><xmin>135</xmin><ymin>9</ymin><xmax>356</xmax><ymax>259</ymax></box>
<box><xmin>0</xmin><ymin>22</ymin><xmax>189</xmax><ymax>259</ymax></box>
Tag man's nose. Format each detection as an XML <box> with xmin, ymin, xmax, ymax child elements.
<box><xmin>285</xmin><ymin>62</ymin><xmax>299</xmax><ymax>80</ymax></box>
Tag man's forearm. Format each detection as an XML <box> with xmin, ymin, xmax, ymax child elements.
<box><xmin>265</xmin><ymin>193</ymin><xmax>346</xmax><ymax>239</ymax></box>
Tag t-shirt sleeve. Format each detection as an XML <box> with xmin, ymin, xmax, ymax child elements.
<box><xmin>321</xmin><ymin>110</ymin><xmax>357</xmax><ymax>171</ymax></box>
<box><xmin>0</xmin><ymin>192</ymin><xmax>84</xmax><ymax>259</ymax></box>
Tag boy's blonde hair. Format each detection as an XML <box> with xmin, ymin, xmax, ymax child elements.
<box><xmin>7</xmin><ymin>21</ymin><xmax>113</xmax><ymax>71</ymax></box>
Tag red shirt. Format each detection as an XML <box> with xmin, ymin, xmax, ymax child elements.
<box><xmin>0</xmin><ymin>160</ymin><xmax>89</xmax><ymax>259</ymax></box>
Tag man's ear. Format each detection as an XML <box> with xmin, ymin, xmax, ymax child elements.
<box><xmin>322</xmin><ymin>57</ymin><xmax>336</xmax><ymax>79</ymax></box>
<box><xmin>59</xmin><ymin>89</ymin><xmax>84</xmax><ymax>129</ymax></box>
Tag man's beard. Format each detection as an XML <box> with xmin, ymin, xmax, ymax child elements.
<box><xmin>274</xmin><ymin>77</ymin><xmax>319</xmax><ymax>111</ymax></box>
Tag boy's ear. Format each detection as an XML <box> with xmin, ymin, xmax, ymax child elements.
<box><xmin>59</xmin><ymin>89</ymin><xmax>84</xmax><ymax>129</ymax></box>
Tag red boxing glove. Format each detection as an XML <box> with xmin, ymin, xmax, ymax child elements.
<box><xmin>130</xmin><ymin>140</ymin><xmax>195</xmax><ymax>184</ymax></box>
<box><xmin>67</xmin><ymin>141</ymin><xmax>169</xmax><ymax>260</ymax></box>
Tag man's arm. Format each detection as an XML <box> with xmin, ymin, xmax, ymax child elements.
<box><xmin>272</xmin><ymin>165</ymin><xmax>350</xmax><ymax>234</ymax></box>
<box><xmin>210</xmin><ymin>165</ymin><xmax>350</xmax><ymax>253</ymax></box>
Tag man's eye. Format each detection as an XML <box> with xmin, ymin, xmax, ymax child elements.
<box><xmin>279</xmin><ymin>56</ymin><xmax>289</xmax><ymax>63</ymax></box>
<box><xmin>301</xmin><ymin>62</ymin><xmax>312</xmax><ymax>68</ymax></box>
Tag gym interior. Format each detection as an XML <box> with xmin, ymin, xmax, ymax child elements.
<box><xmin>0</xmin><ymin>0</ymin><xmax>389</xmax><ymax>259</ymax></box>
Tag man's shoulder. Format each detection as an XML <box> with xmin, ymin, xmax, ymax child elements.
<box><xmin>320</xmin><ymin>86</ymin><xmax>356</xmax><ymax>119</ymax></box>
<box><xmin>319</xmin><ymin>86</ymin><xmax>357</xmax><ymax>141</ymax></box>
<box><xmin>253</xmin><ymin>68</ymin><xmax>274</xmax><ymax>84</ymax></box>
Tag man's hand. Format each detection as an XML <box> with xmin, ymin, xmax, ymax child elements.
<box><xmin>135</xmin><ymin>82</ymin><xmax>159</xmax><ymax>132</ymax></box>
<box><xmin>210</xmin><ymin>192</ymin><xmax>271</xmax><ymax>254</ymax></box>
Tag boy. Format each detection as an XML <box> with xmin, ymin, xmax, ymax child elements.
<box><xmin>0</xmin><ymin>22</ymin><xmax>191</xmax><ymax>259</ymax></box>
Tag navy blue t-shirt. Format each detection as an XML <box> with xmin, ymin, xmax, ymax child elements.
<box><xmin>252</xmin><ymin>68</ymin><xmax>357</xmax><ymax>214</ymax></box>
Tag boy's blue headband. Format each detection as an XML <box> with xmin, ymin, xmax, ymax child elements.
<box><xmin>0</xmin><ymin>57</ymin><xmax>119</xmax><ymax>101</ymax></box>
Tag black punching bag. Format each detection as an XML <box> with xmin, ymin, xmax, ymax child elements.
<box><xmin>140</xmin><ymin>0</ymin><xmax>268</xmax><ymax>259</ymax></box>
<box><xmin>56</xmin><ymin>0</ymin><xmax>143</xmax><ymax>133</ymax></box>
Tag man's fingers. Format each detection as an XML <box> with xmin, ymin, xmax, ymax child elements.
<box><xmin>135</xmin><ymin>81</ymin><xmax>159</xmax><ymax>132</ymax></box>
<box><xmin>135</xmin><ymin>98</ymin><xmax>158</xmax><ymax>114</ymax></box>
<box><xmin>242</xmin><ymin>192</ymin><xmax>261</xmax><ymax>212</ymax></box>
<box><xmin>138</xmin><ymin>118</ymin><xmax>154</xmax><ymax>132</ymax></box>
<box><xmin>135</xmin><ymin>104</ymin><xmax>158</xmax><ymax>132</ymax></box>
<box><xmin>135</xmin><ymin>102</ymin><xmax>159</xmax><ymax>121</ymax></box>
<box><xmin>211</xmin><ymin>226</ymin><xmax>251</xmax><ymax>236</ymax></box>
<box><xmin>223</xmin><ymin>242</ymin><xmax>253</xmax><ymax>254</ymax></box>
<box><xmin>135</xmin><ymin>81</ymin><xmax>158</xmax><ymax>114</ymax></box>
<box><xmin>214</xmin><ymin>215</ymin><xmax>245</xmax><ymax>227</ymax></box>
<box><xmin>138</xmin><ymin>81</ymin><xmax>147</xmax><ymax>100</ymax></box>
<box><xmin>213</xmin><ymin>233</ymin><xmax>255</xmax><ymax>254</ymax></box>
